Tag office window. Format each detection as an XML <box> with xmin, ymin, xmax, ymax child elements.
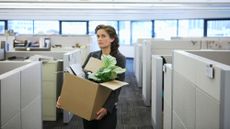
<box><xmin>178</xmin><ymin>19</ymin><xmax>204</xmax><ymax>37</ymax></box>
<box><xmin>154</xmin><ymin>20</ymin><xmax>177</xmax><ymax>39</ymax></box>
<box><xmin>131</xmin><ymin>21</ymin><xmax>152</xmax><ymax>44</ymax></box>
<box><xmin>0</xmin><ymin>21</ymin><xmax>5</xmax><ymax>34</ymax></box>
<box><xmin>119</xmin><ymin>21</ymin><xmax>131</xmax><ymax>45</ymax></box>
<box><xmin>8</xmin><ymin>20</ymin><xmax>33</xmax><ymax>34</ymax></box>
<box><xmin>34</xmin><ymin>21</ymin><xmax>59</xmax><ymax>35</ymax></box>
<box><xmin>88</xmin><ymin>21</ymin><xmax>118</xmax><ymax>35</ymax></box>
<box><xmin>61</xmin><ymin>21</ymin><xmax>87</xmax><ymax>35</ymax></box>
<box><xmin>207</xmin><ymin>20</ymin><xmax>230</xmax><ymax>37</ymax></box>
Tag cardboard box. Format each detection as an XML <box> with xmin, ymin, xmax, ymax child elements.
<box><xmin>60</xmin><ymin>57</ymin><xmax>128</xmax><ymax>121</ymax></box>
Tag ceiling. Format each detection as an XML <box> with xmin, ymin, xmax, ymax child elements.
<box><xmin>0</xmin><ymin>0</ymin><xmax>230</xmax><ymax>20</ymax></box>
<box><xmin>0</xmin><ymin>0</ymin><xmax>230</xmax><ymax>3</ymax></box>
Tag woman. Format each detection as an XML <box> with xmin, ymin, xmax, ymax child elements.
<box><xmin>57</xmin><ymin>24</ymin><xmax>126</xmax><ymax>129</ymax></box>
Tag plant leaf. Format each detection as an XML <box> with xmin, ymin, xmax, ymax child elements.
<box><xmin>88</xmin><ymin>73</ymin><xmax>101</xmax><ymax>82</ymax></box>
<box><xmin>113</xmin><ymin>67</ymin><xmax>126</xmax><ymax>74</ymax></box>
<box><xmin>89</xmin><ymin>55</ymin><xmax>125</xmax><ymax>82</ymax></box>
<box><xmin>101</xmin><ymin>55</ymin><xmax>116</xmax><ymax>67</ymax></box>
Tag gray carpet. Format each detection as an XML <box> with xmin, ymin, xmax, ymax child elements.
<box><xmin>43</xmin><ymin>58</ymin><xmax>153</xmax><ymax>129</ymax></box>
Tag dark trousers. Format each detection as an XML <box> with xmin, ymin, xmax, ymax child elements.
<box><xmin>83</xmin><ymin>108</ymin><xmax>117</xmax><ymax>129</ymax></box>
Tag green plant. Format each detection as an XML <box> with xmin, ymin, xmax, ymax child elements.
<box><xmin>88</xmin><ymin>55</ymin><xmax>126</xmax><ymax>82</ymax></box>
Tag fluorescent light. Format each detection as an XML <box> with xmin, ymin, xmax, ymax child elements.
<box><xmin>0</xmin><ymin>2</ymin><xmax>230</xmax><ymax>10</ymax></box>
<box><xmin>0</xmin><ymin>3</ymin><xmax>153</xmax><ymax>9</ymax></box>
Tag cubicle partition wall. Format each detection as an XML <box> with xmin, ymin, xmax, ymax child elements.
<box><xmin>151</xmin><ymin>55</ymin><xmax>172</xmax><ymax>129</ymax></box>
<box><xmin>151</xmin><ymin>43</ymin><xmax>230</xmax><ymax>129</ymax></box>
<box><xmin>175</xmin><ymin>37</ymin><xmax>230</xmax><ymax>50</ymax></box>
<box><xmin>132</xmin><ymin>37</ymin><xmax>230</xmax><ymax>129</ymax></box>
<box><xmin>49</xmin><ymin>35</ymin><xmax>92</xmax><ymax>47</ymax></box>
<box><xmin>42</xmin><ymin>61</ymin><xmax>63</xmax><ymax>121</ymax></box>
<box><xmin>135</xmin><ymin>37</ymin><xmax>230</xmax><ymax>90</ymax></box>
<box><xmin>142</xmin><ymin>39</ymin><xmax>152</xmax><ymax>106</ymax></box>
<box><xmin>5</xmin><ymin>49</ymin><xmax>82</xmax><ymax>123</ymax></box>
<box><xmin>0</xmin><ymin>36</ymin><xmax>15</xmax><ymax>51</ymax></box>
<box><xmin>163</xmin><ymin>64</ymin><xmax>172</xmax><ymax>129</ymax></box>
<box><xmin>0</xmin><ymin>49</ymin><xmax>5</xmax><ymax>61</ymax></box>
<box><xmin>6</xmin><ymin>51</ymin><xmax>66</xmax><ymax>60</ymax></box>
<box><xmin>134</xmin><ymin>43</ymin><xmax>143</xmax><ymax>88</ymax></box>
<box><xmin>14</xmin><ymin>35</ymin><xmax>92</xmax><ymax>47</ymax></box>
<box><xmin>0</xmin><ymin>61</ymin><xmax>42</xmax><ymax>129</ymax></box>
<box><xmin>51</xmin><ymin>47</ymin><xmax>90</xmax><ymax>65</ymax></box>
<box><xmin>172</xmin><ymin>50</ymin><xmax>230</xmax><ymax>129</ymax></box>
<box><xmin>49</xmin><ymin>35</ymin><xmax>91</xmax><ymax>64</ymax></box>
<box><xmin>134</xmin><ymin>38</ymin><xmax>155</xmax><ymax>88</ymax></box>
<box><xmin>205</xmin><ymin>38</ymin><xmax>230</xmax><ymax>50</ymax></box>
<box><xmin>14</xmin><ymin>35</ymin><xmax>92</xmax><ymax>63</ymax></box>
<box><xmin>142</xmin><ymin>39</ymin><xmax>201</xmax><ymax>106</ymax></box>
<box><xmin>151</xmin><ymin>55</ymin><xmax>163</xmax><ymax>129</ymax></box>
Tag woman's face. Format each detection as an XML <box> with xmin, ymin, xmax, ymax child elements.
<box><xmin>96</xmin><ymin>29</ymin><xmax>114</xmax><ymax>49</ymax></box>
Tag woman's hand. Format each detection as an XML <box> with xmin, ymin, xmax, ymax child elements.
<box><xmin>96</xmin><ymin>108</ymin><xmax>108</xmax><ymax>120</ymax></box>
<box><xmin>56</xmin><ymin>96</ymin><xmax>62</xmax><ymax>109</ymax></box>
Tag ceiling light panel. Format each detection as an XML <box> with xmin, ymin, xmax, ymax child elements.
<box><xmin>0</xmin><ymin>0</ymin><xmax>230</xmax><ymax>3</ymax></box>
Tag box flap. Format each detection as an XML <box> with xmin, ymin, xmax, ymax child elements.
<box><xmin>84</xmin><ymin>57</ymin><xmax>103</xmax><ymax>73</ymax></box>
<box><xmin>100</xmin><ymin>80</ymin><xmax>128</xmax><ymax>90</ymax></box>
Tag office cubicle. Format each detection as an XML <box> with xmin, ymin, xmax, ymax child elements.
<box><xmin>5</xmin><ymin>49</ymin><xmax>82</xmax><ymax>123</ymax></box>
<box><xmin>0</xmin><ymin>61</ymin><xmax>42</xmax><ymax>129</ymax></box>
<box><xmin>140</xmin><ymin>37</ymin><xmax>230</xmax><ymax>106</ymax></box>
<box><xmin>142</xmin><ymin>39</ymin><xmax>201</xmax><ymax>106</ymax></box>
<box><xmin>173</xmin><ymin>50</ymin><xmax>230</xmax><ymax>129</ymax></box>
<box><xmin>133</xmin><ymin>37</ymin><xmax>230</xmax><ymax>129</ymax></box>
<box><xmin>13</xmin><ymin>35</ymin><xmax>91</xmax><ymax>64</ymax></box>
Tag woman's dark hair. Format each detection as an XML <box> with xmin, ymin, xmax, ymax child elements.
<box><xmin>95</xmin><ymin>24</ymin><xmax>119</xmax><ymax>56</ymax></box>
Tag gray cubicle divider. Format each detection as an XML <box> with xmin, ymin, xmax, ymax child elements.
<box><xmin>20</xmin><ymin>61</ymin><xmax>42</xmax><ymax>129</ymax></box>
<box><xmin>6</xmin><ymin>49</ymin><xmax>83</xmax><ymax>124</ymax></box>
<box><xmin>163</xmin><ymin>64</ymin><xmax>172</xmax><ymax>129</ymax></box>
<box><xmin>0</xmin><ymin>61</ymin><xmax>42</xmax><ymax>129</ymax></box>
<box><xmin>142</xmin><ymin>40</ymin><xmax>152</xmax><ymax>106</ymax></box>
<box><xmin>151</xmin><ymin>55</ymin><xmax>163</xmax><ymax>129</ymax></box>
<box><xmin>151</xmin><ymin>55</ymin><xmax>172</xmax><ymax>129</ymax></box>
<box><xmin>134</xmin><ymin>43</ymin><xmax>143</xmax><ymax>88</ymax></box>
<box><xmin>142</xmin><ymin>39</ymin><xmax>201</xmax><ymax>106</ymax></box>
<box><xmin>42</xmin><ymin>61</ymin><xmax>63</xmax><ymax>121</ymax></box>
<box><xmin>172</xmin><ymin>50</ymin><xmax>230</xmax><ymax>129</ymax></box>
<box><xmin>0</xmin><ymin>36</ymin><xmax>15</xmax><ymax>51</ymax></box>
<box><xmin>6</xmin><ymin>51</ymin><xmax>66</xmax><ymax>60</ymax></box>
<box><xmin>13</xmin><ymin>35</ymin><xmax>92</xmax><ymax>64</ymax></box>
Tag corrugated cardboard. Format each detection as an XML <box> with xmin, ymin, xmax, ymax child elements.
<box><xmin>84</xmin><ymin>57</ymin><xmax>103</xmax><ymax>73</ymax></box>
<box><xmin>60</xmin><ymin>57</ymin><xmax>128</xmax><ymax>121</ymax></box>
